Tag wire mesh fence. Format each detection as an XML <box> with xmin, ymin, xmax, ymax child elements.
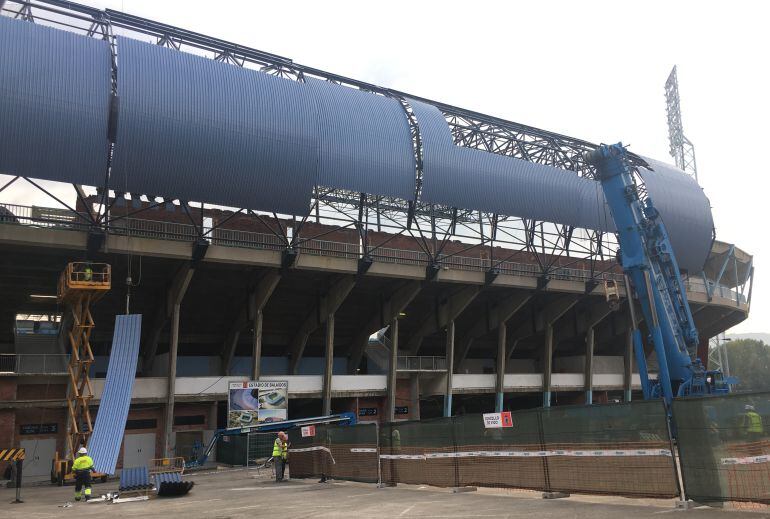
<box><xmin>673</xmin><ymin>391</ymin><xmax>770</xmax><ymax>504</ymax></box>
<box><xmin>288</xmin><ymin>423</ymin><xmax>379</xmax><ymax>484</ymax></box>
<box><xmin>377</xmin><ymin>402</ymin><xmax>678</xmax><ymax>497</ymax></box>
<box><xmin>288</xmin><ymin>401</ymin><xmax>678</xmax><ymax>498</ymax></box>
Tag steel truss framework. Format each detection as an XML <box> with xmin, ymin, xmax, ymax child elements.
<box><xmin>0</xmin><ymin>0</ymin><xmax>691</xmax><ymax>285</ymax></box>
<box><xmin>664</xmin><ymin>66</ymin><xmax>697</xmax><ymax>180</ymax></box>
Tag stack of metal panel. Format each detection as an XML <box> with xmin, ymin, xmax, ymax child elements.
<box><xmin>119</xmin><ymin>466</ymin><xmax>152</xmax><ymax>492</ymax></box>
<box><xmin>154</xmin><ymin>472</ymin><xmax>194</xmax><ymax>496</ymax></box>
<box><xmin>89</xmin><ymin>314</ymin><xmax>143</xmax><ymax>474</ymax></box>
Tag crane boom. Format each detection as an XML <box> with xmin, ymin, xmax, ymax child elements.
<box><xmin>585</xmin><ymin>143</ymin><xmax>728</xmax><ymax>403</ymax></box>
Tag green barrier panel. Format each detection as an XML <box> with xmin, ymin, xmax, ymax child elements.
<box><xmin>288</xmin><ymin>423</ymin><xmax>379</xmax><ymax>483</ymax></box>
<box><xmin>673</xmin><ymin>391</ymin><xmax>770</xmax><ymax>504</ymax></box>
<box><xmin>539</xmin><ymin>400</ymin><xmax>678</xmax><ymax>497</ymax></box>
<box><xmin>287</xmin><ymin>401</ymin><xmax>679</xmax><ymax>498</ymax></box>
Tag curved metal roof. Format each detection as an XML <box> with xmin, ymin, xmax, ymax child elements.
<box><xmin>308</xmin><ymin>79</ymin><xmax>415</xmax><ymax>199</ymax></box>
<box><xmin>110</xmin><ymin>36</ymin><xmax>319</xmax><ymax>216</ymax></box>
<box><xmin>0</xmin><ymin>16</ymin><xmax>111</xmax><ymax>187</ymax></box>
<box><xmin>0</xmin><ymin>16</ymin><xmax>715</xmax><ymax>272</ymax></box>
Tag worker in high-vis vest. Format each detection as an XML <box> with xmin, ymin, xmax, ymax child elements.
<box><xmin>72</xmin><ymin>447</ymin><xmax>95</xmax><ymax>501</ymax></box>
<box><xmin>272</xmin><ymin>431</ymin><xmax>289</xmax><ymax>482</ymax></box>
<box><xmin>743</xmin><ymin>404</ymin><xmax>763</xmax><ymax>441</ymax></box>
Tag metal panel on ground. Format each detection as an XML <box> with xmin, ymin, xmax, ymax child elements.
<box><xmin>89</xmin><ymin>314</ymin><xmax>142</xmax><ymax>475</ymax></box>
<box><xmin>308</xmin><ymin>79</ymin><xmax>415</xmax><ymax>199</ymax></box>
<box><xmin>111</xmin><ymin>37</ymin><xmax>318</xmax><ymax>215</ymax></box>
<box><xmin>0</xmin><ymin>16</ymin><xmax>111</xmax><ymax>186</ymax></box>
<box><xmin>639</xmin><ymin>157</ymin><xmax>714</xmax><ymax>273</ymax></box>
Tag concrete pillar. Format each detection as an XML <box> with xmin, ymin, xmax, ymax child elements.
<box><xmin>543</xmin><ymin>324</ymin><xmax>553</xmax><ymax>408</ymax></box>
<box><xmin>444</xmin><ymin>320</ymin><xmax>455</xmax><ymax>417</ymax></box>
<box><xmin>251</xmin><ymin>309</ymin><xmax>263</xmax><ymax>380</ymax></box>
<box><xmin>322</xmin><ymin>313</ymin><xmax>335</xmax><ymax>416</ymax></box>
<box><xmin>495</xmin><ymin>323</ymin><xmax>506</xmax><ymax>412</ymax></box>
<box><xmin>584</xmin><ymin>327</ymin><xmax>595</xmax><ymax>405</ymax></box>
<box><xmin>624</xmin><ymin>328</ymin><xmax>633</xmax><ymax>402</ymax></box>
<box><xmin>163</xmin><ymin>303</ymin><xmax>181</xmax><ymax>458</ymax></box>
<box><xmin>409</xmin><ymin>373</ymin><xmax>420</xmax><ymax>421</ymax></box>
<box><xmin>386</xmin><ymin>318</ymin><xmax>399</xmax><ymax>422</ymax></box>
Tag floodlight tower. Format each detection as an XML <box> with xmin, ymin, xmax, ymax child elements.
<box><xmin>665</xmin><ymin>66</ymin><xmax>728</xmax><ymax>377</ymax></box>
<box><xmin>664</xmin><ymin>66</ymin><xmax>698</xmax><ymax>181</ymax></box>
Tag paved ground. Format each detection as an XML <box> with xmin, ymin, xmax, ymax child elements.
<box><xmin>1</xmin><ymin>469</ymin><xmax>767</xmax><ymax>518</ymax></box>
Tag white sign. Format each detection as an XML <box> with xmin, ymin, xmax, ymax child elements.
<box><xmin>301</xmin><ymin>425</ymin><xmax>316</xmax><ymax>437</ymax></box>
<box><xmin>483</xmin><ymin>411</ymin><xmax>513</xmax><ymax>429</ymax></box>
<box><xmin>227</xmin><ymin>380</ymin><xmax>288</xmax><ymax>429</ymax></box>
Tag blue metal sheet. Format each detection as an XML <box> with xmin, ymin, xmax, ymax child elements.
<box><xmin>307</xmin><ymin>79</ymin><xmax>415</xmax><ymax>199</ymax></box>
<box><xmin>119</xmin><ymin>466</ymin><xmax>150</xmax><ymax>491</ymax></box>
<box><xmin>639</xmin><ymin>158</ymin><xmax>714</xmax><ymax>272</ymax></box>
<box><xmin>89</xmin><ymin>314</ymin><xmax>142</xmax><ymax>475</ymax></box>
<box><xmin>0</xmin><ymin>17</ymin><xmax>111</xmax><ymax>186</ymax></box>
<box><xmin>110</xmin><ymin>37</ymin><xmax>318</xmax><ymax>216</ymax></box>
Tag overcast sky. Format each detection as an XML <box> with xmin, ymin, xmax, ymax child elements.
<box><xmin>2</xmin><ymin>0</ymin><xmax>767</xmax><ymax>333</ymax></box>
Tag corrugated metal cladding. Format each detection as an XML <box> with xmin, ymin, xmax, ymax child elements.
<box><xmin>0</xmin><ymin>17</ymin><xmax>111</xmax><ymax>186</ymax></box>
<box><xmin>409</xmin><ymin>99</ymin><xmax>712</xmax><ymax>272</ymax></box>
<box><xmin>110</xmin><ymin>37</ymin><xmax>318</xmax><ymax>216</ymax></box>
<box><xmin>639</xmin><ymin>158</ymin><xmax>714</xmax><ymax>272</ymax></box>
<box><xmin>408</xmin><ymin>98</ymin><xmax>614</xmax><ymax>231</ymax></box>
<box><xmin>89</xmin><ymin>314</ymin><xmax>142</xmax><ymax>475</ymax></box>
<box><xmin>307</xmin><ymin>79</ymin><xmax>415</xmax><ymax>199</ymax></box>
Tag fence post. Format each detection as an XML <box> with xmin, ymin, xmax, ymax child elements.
<box><xmin>375</xmin><ymin>421</ymin><xmax>382</xmax><ymax>487</ymax></box>
<box><xmin>665</xmin><ymin>401</ymin><xmax>690</xmax><ymax>508</ymax></box>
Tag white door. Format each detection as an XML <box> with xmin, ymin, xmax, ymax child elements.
<box><xmin>122</xmin><ymin>433</ymin><xmax>156</xmax><ymax>469</ymax></box>
<box><xmin>19</xmin><ymin>438</ymin><xmax>56</xmax><ymax>479</ymax></box>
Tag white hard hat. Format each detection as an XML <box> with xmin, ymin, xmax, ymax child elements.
<box><xmin>78</xmin><ymin>447</ymin><xmax>88</xmax><ymax>455</ymax></box>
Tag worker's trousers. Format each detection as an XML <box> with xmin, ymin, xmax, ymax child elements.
<box><xmin>275</xmin><ymin>457</ymin><xmax>286</xmax><ymax>482</ymax></box>
<box><xmin>74</xmin><ymin>471</ymin><xmax>92</xmax><ymax>501</ymax></box>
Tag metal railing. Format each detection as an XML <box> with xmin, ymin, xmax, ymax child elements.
<box><xmin>0</xmin><ymin>354</ymin><xmax>69</xmax><ymax>374</ymax></box>
<box><xmin>397</xmin><ymin>356</ymin><xmax>447</xmax><ymax>372</ymax></box>
<box><xmin>0</xmin><ymin>202</ymin><xmax>748</xmax><ymax>303</ymax></box>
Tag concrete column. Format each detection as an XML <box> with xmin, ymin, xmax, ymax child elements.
<box><xmin>386</xmin><ymin>318</ymin><xmax>399</xmax><ymax>422</ymax></box>
<box><xmin>409</xmin><ymin>373</ymin><xmax>420</xmax><ymax>421</ymax></box>
<box><xmin>495</xmin><ymin>323</ymin><xmax>506</xmax><ymax>412</ymax></box>
<box><xmin>444</xmin><ymin>320</ymin><xmax>455</xmax><ymax>417</ymax></box>
<box><xmin>163</xmin><ymin>303</ymin><xmax>181</xmax><ymax>458</ymax></box>
<box><xmin>584</xmin><ymin>327</ymin><xmax>595</xmax><ymax>405</ymax></box>
<box><xmin>542</xmin><ymin>324</ymin><xmax>553</xmax><ymax>408</ymax></box>
<box><xmin>251</xmin><ymin>309</ymin><xmax>263</xmax><ymax>380</ymax></box>
<box><xmin>322</xmin><ymin>313</ymin><xmax>335</xmax><ymax>416</ymax></box>
<box><xmin>624</xmin><ymin>328</ymin><xmax>633</xmax><ymax>402</ymax></box>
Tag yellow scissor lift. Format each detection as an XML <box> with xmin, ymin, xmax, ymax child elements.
<box><xmin>51</xmin><ymin>262</ymin><xmax>111</xmax><ymax>485</ymax></box>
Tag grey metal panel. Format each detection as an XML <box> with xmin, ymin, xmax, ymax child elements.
<box><xmin>111</xmin><ymin>37</ymin><xmax>317</xmax><ymax>215</ymax></box>
<box><xmin>409</xmin><ymin>98</ymin><xmax>613</xmax><ymax>228</ymax></box>
<box><xmin>307</xmin><ymin>79</ymin><xmax>415</xmax><ymax>199</ymax></box>
<box><xmin>0</xmin><ymin>17</ymin><xmax>111</xmax><ymax>185</ymax></box>
<box><xmin>639</xmin><ymin>158</ymin><xmax>714</xmax><ymax>272</ymax></box>
<box><xmin>89</xmin><ymin>314</ymin><xmax>142</xmax><ymax>475</ymax></box>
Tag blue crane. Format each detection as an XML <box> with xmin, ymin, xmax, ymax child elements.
<box><xmin>585</xmin><ymin>143</ymin><xmax>729</xmax><ymax>404</ymax></box>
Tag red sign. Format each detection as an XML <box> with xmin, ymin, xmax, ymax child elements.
<box><xmin>501</xmin><ymin>411</ymin><xmax>513</xmax><ymax>428</ymax></box>
<box><xmin>301</xmin><ymin>425</ymin><xmax>316</xmax><ymax>437</ymax></box>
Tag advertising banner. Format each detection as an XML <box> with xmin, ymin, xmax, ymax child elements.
<box><xmin>227</xmin><ymin>380</ymin><xmax>288</xmax><ymax>429</ymax></box>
